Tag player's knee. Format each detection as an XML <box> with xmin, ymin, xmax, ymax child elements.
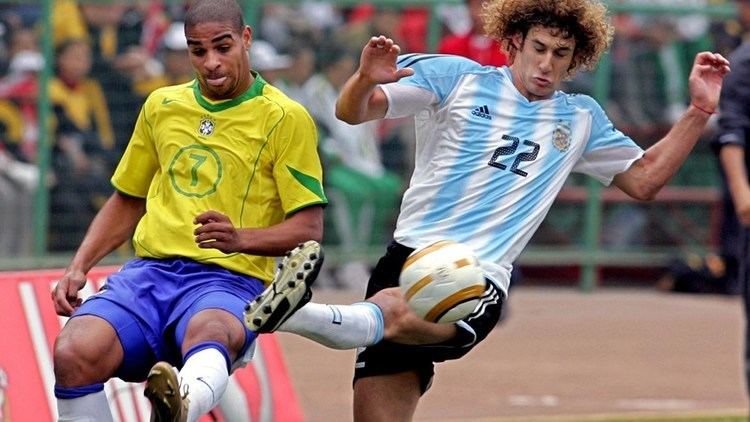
<box><xmin>53</xmin><ymin>332</ymin><xmax>108</xmax><ymax>386</ymax></box>
<box><xmin>54</xmin><ymin>316</ymin><xmax>124</xmax><ymax>385</ymax></box>
<box><xmin>53</xmin><ymin>338</ymin><xmax>82</xmax><ymax>384</ymax></box>
<box><xmin>183</xmin><ymin>310</ymin><xmax>245</xmax><ymax>356</ymax></box>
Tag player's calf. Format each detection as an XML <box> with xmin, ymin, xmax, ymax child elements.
<box><xmin>243</xmin><ymin>240</ymin><xmax>324</xmax><ymax>333</ymax></box>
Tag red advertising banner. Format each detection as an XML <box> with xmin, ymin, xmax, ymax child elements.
<box><xmin>0</xmin><ymin>267</ymin><xmax>303</xmax><ymax>422</ymax></box>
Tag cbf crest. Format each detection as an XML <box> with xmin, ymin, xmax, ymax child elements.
<box><xmin>552</xmin><ymin>120</ymin><xmax>572</xmax><ymax>152</ymax></box>
<box><xmin>198</xmin><ymin>115</ymin><xmax>215</xmax><ymax>136</ymax></box>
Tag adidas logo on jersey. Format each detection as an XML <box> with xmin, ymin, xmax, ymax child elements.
<box><xmin>471</xmin><ymin>105</ymin><xmax>491</xmax><ymax>120</ymax></box>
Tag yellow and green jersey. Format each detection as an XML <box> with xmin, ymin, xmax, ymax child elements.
<box><xmin>111</xmin><ymin>75</ymin><xmax>327</xmax><ymax>283</ymax></box>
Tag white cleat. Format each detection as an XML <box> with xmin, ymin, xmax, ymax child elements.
<box><xmin>244</xmin><ymin>240</ymin><xmax>323</xmax><ymax>333</ymax></box>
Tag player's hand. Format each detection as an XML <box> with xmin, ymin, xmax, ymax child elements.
<box><xmin>194</xmin><ymin>210</ymin><xmax>245</xmax><ymax>254</ymax></box>
<box><xmin>358</xmin><ymin>35</ymin><xmax>415</xmax><ymax>85</ymax></box>
<box><xmin>688</xmin><ymin>52</ymin><xmax>730</xmax><ymax>114</ymax></box>
<box><xmin>52</xmin><ymin>269</ymin><xmax>87</xmax><ymax>316</ymax></box>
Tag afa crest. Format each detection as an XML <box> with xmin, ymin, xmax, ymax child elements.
<box><xmin>552</xmin><ymin>120</ymin><xmax>571</xmax><ymax>152</ymax></box>
<box><xmin>198</xmin><ymin>115</ymin><xmax>215</xmax><ymax>136</ymax></box>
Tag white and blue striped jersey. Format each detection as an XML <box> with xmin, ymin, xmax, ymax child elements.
<box><xmin>380</xmin><ymin>54</ymin><xmax>644</xmax><ymax>295</ymax></box>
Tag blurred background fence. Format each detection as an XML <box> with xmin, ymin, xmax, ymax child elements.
<box><xmin>0</xmin><ymin>0</ymin><xmax>742</xmax><ymax>290</ymax></box>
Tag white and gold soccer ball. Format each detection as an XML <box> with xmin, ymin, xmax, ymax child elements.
<box><xmin>399</xmin><ymin>240</ymin><xmax>486</xmax><ymax>323</ymax></box>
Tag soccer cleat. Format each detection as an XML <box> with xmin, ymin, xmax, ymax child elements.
<box><xmin>144</xmin><ymin>361</ymin><xmax>189</xmax><ymax>422</ymax></box>
<box><xmin>244</xmin><ymin>240</ymin><xmax>324</xmax><ymax>333</ymax></box>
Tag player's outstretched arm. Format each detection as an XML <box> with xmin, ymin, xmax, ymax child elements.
<box><xmin>335</xmin><ymin>35</ymin><xmax>414</xmax><ymax>125</ymax></box>
<box><xmin>613</xmin><ymin>52</ymin><xmax>730</xmax><ymax>200</ymax></box>
<box><xmin>52</xmin><ymin>191</ymin><xmax>145</xmax><ymax>316</ymax></box>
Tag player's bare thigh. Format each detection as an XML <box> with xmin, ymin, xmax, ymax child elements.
<box><xmin>53</xmin><ymin>315</ymin><xmax>124</xmax><ymax>386</ymax></box>
<box><xmin>353</xmin><ymin>371</ymin><xmax>421</xmax><ymax>422</ymax></box>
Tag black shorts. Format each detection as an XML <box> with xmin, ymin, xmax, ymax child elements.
<box><xmin>353</xmin><ymin>241</ymin><xmax>505</xmax><ymax>393</ymax></box>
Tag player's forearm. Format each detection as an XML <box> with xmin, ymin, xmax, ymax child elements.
<box><xmin>68</xmin><ymin>192</ymin><xmax>144</xmax><ymax>273</ymax></box>
<box><xmin>236</xmin><ymin>206</ymin><xmax>323</xmax><ymax>256</ymax></box>
<box><xmin>617</xmin><ymin>105</ymin><xmax>710</xmax><ymax>200</ymax></box>
<box><xmin>335</xmin><ymin>72</ymin><xmax>382</xmax><ymax>124</ymax></box>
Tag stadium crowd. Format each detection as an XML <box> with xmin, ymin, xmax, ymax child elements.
<box><xmin>0</xmin><ymin>0</ymin><xmax>746</xmax><ymax>287</ymax></box>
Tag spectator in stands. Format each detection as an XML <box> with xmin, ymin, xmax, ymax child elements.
<box><xmin>249</xmin><ymin>39</ymin><xmax>292</xmax><ymax>85</ymax></box>
<box><xmin>607</xmin><ymin>8</ymin><xmax>674</xmax><ymax>141</ymax></box>
<box><xmin>0</xmin><ymin>27</ymin><xmax>43</xmax><ymax>161</ymax></box>
<box><xmin>275</xmin><ymin>44</ymin><xmax>317</xmax><ymax>105</ymax></box>
<box><xmin>599</xmin><ymin>2</ymin><xmax>709</xmax><ymax>250</ymax></box>
<box><xmin>77</xmin><ymin>2</ymin><xmax>146</xmax><ymax>154</ymax></box>
<box><xmin>52</xmin><ymin>0</ymin><xmax>88</xmax><ymax>47</ymax></box>
<box><xmin>437</xmin><ymin>0</ymin><xmax>508</xmax><ymax>66</ymax></box>
<box><xmin>48</xmin><ymin>38</ymin><xmax>116</xmax><ymax>251</ymax></box>
<box><xmin>711</xmin><ymin>0</ymin><xmax>750</xmax><ymax>57</ymax></box>
<box><xmin>663</xmin><ymin>0</ymin><xmax>714</xmax><ymax>124</ymax></box>
<box><xmin>118</xmin><ymin>21</ymin><xmax>194</xmax><ymax>98</ymax></box>
<box><xmin>259</xmin><ymin>2</ymin><xmax>342</xmax><ymax>53</ymax></box>
<box><xmin>335</xmin><ymin>5</ymin><xmax>404</xmax><ymax>56</ymax></box>
<box><xmin>302</xmin><ymin>46</ymin><xmax>401</xmax><ymax>288</ymax></box>
<box><xmin>0</xmin><ymin>41</ymin><xmax>42</xmax><ymax>257</ymax></box>
<box><xmin>714</xmin><ymin>0</ymin><xmax>750</xmax><ymax>402</ymax></box>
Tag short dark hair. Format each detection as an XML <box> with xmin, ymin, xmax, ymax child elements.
<box><xmin>184</xmin><ymin>0</ymin><xmax>245</xmax><ymax>33</ymax></box>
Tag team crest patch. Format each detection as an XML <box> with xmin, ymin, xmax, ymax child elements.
<box><xmin>552</xmin><ymin>120</ymin><xmax>571</xmax><ymax>152</ymax></box>
<box><xmin>198</xmin><ymin>115</ymin><xmax>215</xmax><ymax>136</ymax></box>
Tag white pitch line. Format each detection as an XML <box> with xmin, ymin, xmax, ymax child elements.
<box><xmin>508</xmin><ymin>395</ymin><xmax>559</xmax><ymax>407</ymax></box>
<box><xmin>19</xmin><ymin>282</ymin><xmax>57</xmax><ymax>419</ymax></box>
<box><xmin>252</xmin><ymin>343</ymin><xmax>274</xmax><ymax>422</ymax></box>
<box><xmin>615</xmin><ymin>398</ymin><xmax>696</xmax><ymax>411</ymax></box>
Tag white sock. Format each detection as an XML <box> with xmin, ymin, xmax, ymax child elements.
<box><xmin>217</xmin><ymin>375</ymin><xmax>250</xmax><ymax>422</ymax></box>
<box><xmin>180</xmin><ymin>348</ymin><xmax>229</xmax><ymax>422</ymax></box>
<box><xmin>57</xmin><ymin>390</ymin><xmax>113</xmax><ymax>422</ymax></box>
<box><xmin>279</xmin><ymin>302</ymin><xmax>384</xmax><ymax>349</ymax></box>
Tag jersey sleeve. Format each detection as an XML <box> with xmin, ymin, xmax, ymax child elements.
<box><xmin>110</xmin><ymin>98</ymin><xmax>159</xmax><ymax>197</ymax></box>
<box><xmin>571</xmin><ymin>95</ymin><xmax>644</xmax><ymax>185</ymax></box>
<box><xmin>270</xmin><ymin>102</ymin><xmax>327</xmax><ymax>215</ymax></box>
<box><xmin>382</xmin><ymin>54</ymin><xmax>481</xmax><ymax>118</ymax></box>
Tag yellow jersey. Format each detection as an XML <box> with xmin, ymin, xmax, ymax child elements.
<box><xmin>111</xmin><ymin>75</ymin><xmax>327</xmax><ymax>283</ymax></box>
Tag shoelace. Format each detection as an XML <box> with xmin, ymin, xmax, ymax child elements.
<box><xmin>179</xmin><ymin>378</ymin><xmax>190</xmax><ymax>401</ymax></box>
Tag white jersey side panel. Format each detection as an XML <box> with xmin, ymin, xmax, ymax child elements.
<box><xmin>382</xmin><ymin>55</ymin><xmax>644</xmax><ymax>294</ymax></box>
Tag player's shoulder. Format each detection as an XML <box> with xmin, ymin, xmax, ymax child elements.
<box><xmin>397</xmin><ymin>53</ymin><xmax>488</xmax><ymax>76</ymax></box>
<box><xmin>562</xmin><ymin>92</ymin><xmax>605</xmax><ymax>116</ymax></box>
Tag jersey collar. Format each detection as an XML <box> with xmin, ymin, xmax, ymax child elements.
<box><xmin>192</xmin><ymin>71</ymin><xmax>266</xmax><ymax>112</ymax></box>
<box><xmin>500</xmin><ymin>66</ymin><xmax>561</xmax><ymax>104</ymax></box>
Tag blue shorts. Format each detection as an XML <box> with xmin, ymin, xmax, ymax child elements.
<box><xmin>72</xmin><ymin>257</ymin><xmax>265</xmax><ymax>382</ymax></box>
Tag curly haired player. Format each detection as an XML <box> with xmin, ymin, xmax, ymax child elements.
<box><xmin>246</xmin><ymin>0</ymin><xmax>730</xmax><ymax>420</ymax></box>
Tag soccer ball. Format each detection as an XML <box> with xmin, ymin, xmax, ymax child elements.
<box><xmin>399</xmin><ymin>240</ymin><xmax>486</xmax><ymax>323</ymax></box>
